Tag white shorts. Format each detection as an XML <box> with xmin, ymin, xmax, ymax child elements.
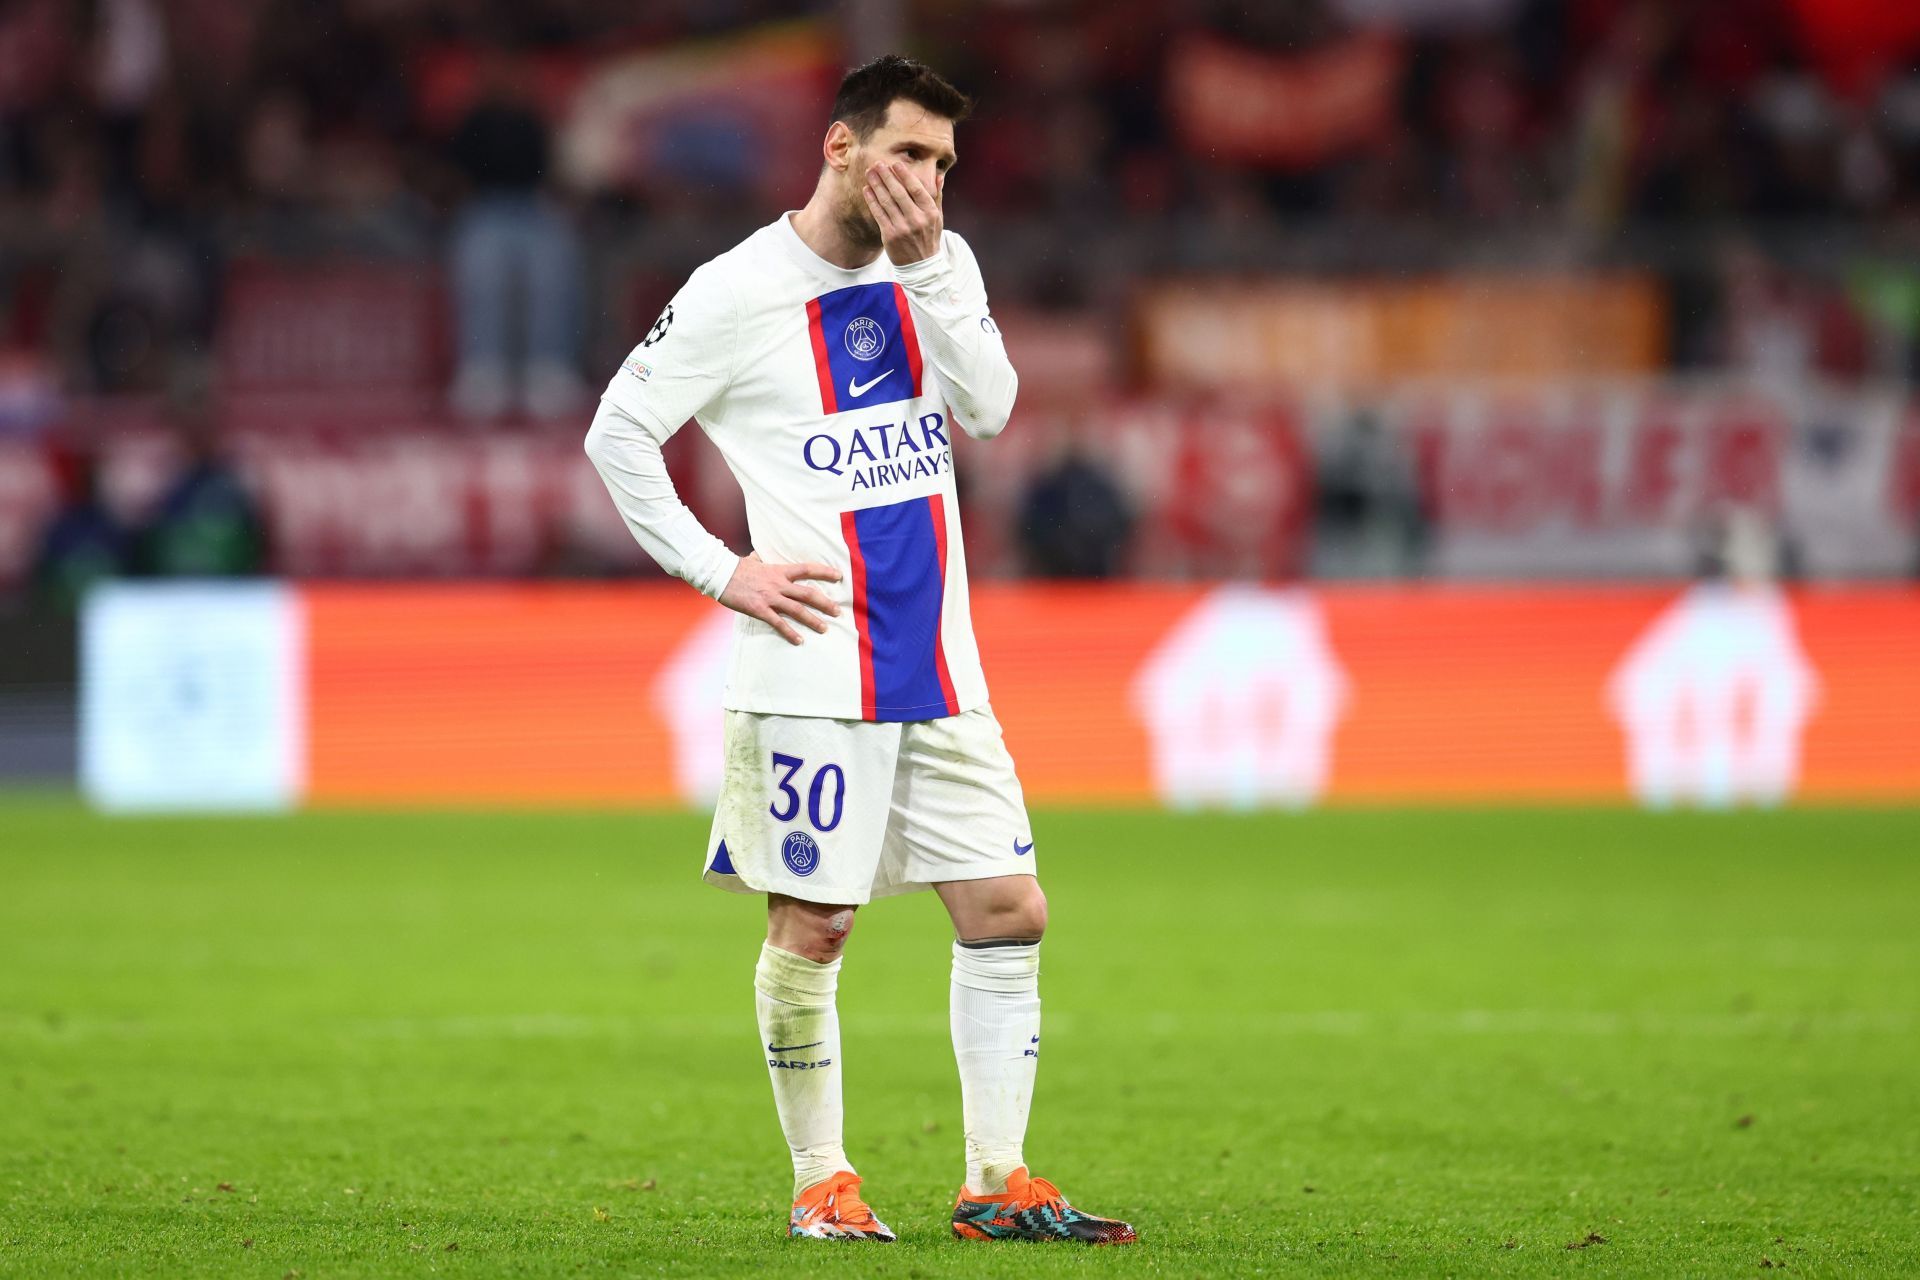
<box><xmin>702</xmin><ymin>703</ymin><xmax>1036</xmax><ymax>905</ymax></box>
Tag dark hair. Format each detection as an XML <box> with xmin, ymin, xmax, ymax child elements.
<box><xmin>829</xmin><ymin>54</ymin><xmax>971</xmax><ymax>140</ymax></box>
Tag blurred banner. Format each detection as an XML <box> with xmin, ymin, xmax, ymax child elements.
<box><xmin>558</xmin><ymin>22</ymin><xmax>835</xmax><ymax>202</ymax></box>
<box><xmin>15</xmin><ymin>379</ymin><xmax>1914</xmax><ymax>584</ymax></box>
<box><xmin>1367</xmin><ymin>380</ymin><xmax>1920</xmax><ymax>577</ymax></box>
<box><xmin>1135</xmin><ymin>278</ymin><xmax>1666</xmax><ymax>388</ymax></box>
<box><xmin>1166</xmin><ymin>33</ymin><xmax>1405</xmax><ymax>169</ymax></box>
<box><xmin>80</xmin><ymin>581</ymin><xmax>1920</xmax><ymax>811</ymax></box>
<box><xmin>1374</xmin><ymin>378</ymin><xmax>1920</xmax><ymax>579</ymax></box>
<box><xmin>217</xmin><ymin>260</ymin><xmax>446</xmax><ymax>411</ymax></box>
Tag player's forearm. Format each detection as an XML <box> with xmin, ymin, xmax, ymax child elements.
<box><xmin>895</xmin><ymin>251</ymin><xmax>1017</xmax><ymax>440</ymax></box>
<box><xmin>583</xmin><ymin>398</ymin><xmax>740</xmax><ymax>598</ymax></box>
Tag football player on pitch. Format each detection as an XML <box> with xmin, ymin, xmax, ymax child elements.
<box><xmin>584</xmin><ymin>55</ymin><xmax>1136</xmax><ymax>1245</ymax></box>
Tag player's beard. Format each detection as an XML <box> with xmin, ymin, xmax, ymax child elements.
<box><xmin>836</xmin><ymin>175</ymin><xmax>883</xmax><ymax>255</ymax></box>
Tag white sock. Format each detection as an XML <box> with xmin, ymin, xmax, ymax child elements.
<box><xmin>949</xmin><ymin>939</ymin><xmax>1042</xmax><ymax>1194</ymax></box>
<box><xmin>754</xmin><ymin>942</ymin><xmax>850</xmax><ymax>1197</ymax></box>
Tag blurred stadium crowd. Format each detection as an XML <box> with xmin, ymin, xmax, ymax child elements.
<box><xmin>5</xmin><ymin>0</ymin><xmax>1920</xmax><ymax>601</ymax></box>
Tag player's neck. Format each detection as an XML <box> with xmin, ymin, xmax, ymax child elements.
<box><xmin>789</xmin><ymin>197</ymin><xmax>883</xmax><ymax>272</ymax></box>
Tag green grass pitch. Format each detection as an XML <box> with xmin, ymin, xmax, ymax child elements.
<box><xmin>2</xmin><ymin>798</ymin><xmax>1917</xmax><ymax>1277</ymax></box>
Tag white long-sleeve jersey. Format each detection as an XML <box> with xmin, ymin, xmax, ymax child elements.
<box><xmin>585</xmin><ymin>212</ymin><xmax>1017</xmax><ymax>722</ymax></box>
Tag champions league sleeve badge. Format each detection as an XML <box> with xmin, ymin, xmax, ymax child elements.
<box><xmin>641</xmin><ymin>303</ymin><xmax>674</xmax><ymax>347</ymax></box>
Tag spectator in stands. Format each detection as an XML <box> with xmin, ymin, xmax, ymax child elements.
<box><xmin>444</xmin><ymin>45</ymin><xmax>588</xmax><ymax>422</ymax></box>
<box><xmin>137</xmin><ymin>412</ymin><xmax>270</xmax><ymax>577</ymax></box>
<box><xmin>1311</xmin><ymin>410</ymin><xmax>1428</xmax><ymax>579</ymax></box>
<box><xmin>1692</xmin><ymin>502</ymin><xmax>1803</xmax><ymax>584</ymax></box>
<box><xmin>29</xmin><ymin>443</ymin><xmax>131</xmax><ymax>610</ymax></box>
<box><xmin>1718</xmin><ymin>240</ymin><xmax>1869</xmax><ymax>387</ymax></box>
<box><xmin>1017</xmin><ymin>449</ymin><xmax>1135</xmax><ymax>578</ymax></box>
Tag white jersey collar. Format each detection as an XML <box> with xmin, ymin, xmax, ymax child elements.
<box><xmin>775</xmin><ymin>211</ymin><xmax>893</xmax><ymax>287</ymax></box>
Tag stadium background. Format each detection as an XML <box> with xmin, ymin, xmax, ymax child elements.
<box><xmin>4</xmin><ymin>0</ymin><xmax>1920</xmax><ymax>1274</ymax></box>
<box><xmin>3</xmin><ymin>0</ymin><xmax>1920</xmax><ymax>804</ymax></box>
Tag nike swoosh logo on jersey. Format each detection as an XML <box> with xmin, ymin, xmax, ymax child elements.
<box><xmin>768</xmin><ymin>1040</ymin><xmax>824</xmax><ymax>1053</ymax></box>
<box><xmin>847</xmin><ymin>370</ymin><xmax>893</xmax><ymax>398</ymax></box>
<box><xmin>1014</xmin><ymin>838</ymin><xmax>1034</xmax><ymax>856</ymax></box>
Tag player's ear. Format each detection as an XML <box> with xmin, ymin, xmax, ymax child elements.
<box><xmin>823</xmin><ymin>121</ymin><xmax>855</xmax><ymax>173</ymax></box>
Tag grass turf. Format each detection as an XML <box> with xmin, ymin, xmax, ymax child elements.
<box><xmin>1</xmin><ymin>799</ymin><xmax>1917</xmax><ymax>1278</ymax></box>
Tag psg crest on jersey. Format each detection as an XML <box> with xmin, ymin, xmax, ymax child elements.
<box><xmin>806</xmin><ymin>283</ymin><xmax>921</xmax><ymax>413</ymax></box>
<box><xmin>844</xmin><ymin>316</ymin><xmax>886</xmax><ymax>361</ymax></box>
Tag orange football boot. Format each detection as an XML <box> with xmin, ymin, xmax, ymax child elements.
<box><xmin>788</xmin><ymin>1170</ymin><xmax>896</xmax><ymax>1241</ymax></box>
<box><xmin>951</xmin><ymin>1166</ymin><xmax>1137</xmax><ymax>1244</ymax></box>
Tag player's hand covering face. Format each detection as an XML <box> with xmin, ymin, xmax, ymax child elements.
<box><xmin>836</xmin><ymin>101</ymin><xmax>955</xmax><ymax>266</ymax></box>
<box><xmin>864</xmin><ymin>160</ymin><xmax>943</xmax><ymax>266</ymax></box>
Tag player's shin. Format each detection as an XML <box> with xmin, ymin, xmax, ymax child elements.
<box><xmin>949</xmin><ymin>939</ymin><xmax>1041</xmax><ymax>1194</ymax></box>
<box><xmin>754</xmin><ymin>942</ymin><xmax>850</xmax><ymax>1196</ymax></box>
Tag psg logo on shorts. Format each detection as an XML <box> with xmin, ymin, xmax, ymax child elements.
<box><xmin>843</xmin><ymin>316</ymin><xmax>886</xmax><ymax>361</ymax></box>
<box><xmin>781</xmin><ymin>831</ymin><xmax>821</xmax><ymax>877</ymax></box>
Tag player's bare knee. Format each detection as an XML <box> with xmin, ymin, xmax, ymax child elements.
<box><xmin>1008</xmin><ymin>882</ymin><xmax>1048</xmax><ymax>940</ymax></box>
<box><xmin>768</xmin><ymin>897</ymin><xmax>858</xmax><ymax>963</ymax></box>
<box><xmin>774</xmin><ymin>923</ymin><xmax>851</xmax><ymax>964</ymax></box>
<box><xmin>960</xmin><ymin>880</ymin><xmax>1047</xmax><ymax>944</ymax></box>
<box><xmin>818</xmin><ymin>908</ymin><xmax>856</xmax><ymax>955</ymax></box>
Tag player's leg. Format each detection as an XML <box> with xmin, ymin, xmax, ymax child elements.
<box><xmin>760</xmin><ymin>894</ymin><xmax>855</xmax><ymax>1194</ymax></box>
<box><xmin>939</xmin><ymin>873</ymin><xmax>1133</xmax><ymax>1243</ymax></box>
<box><xmin>878</xmin><ymin>706</ymin><xmax>1136</xmax><ymax>1243</ymax></box>
<box><xmin>759</xmin><ymin>895</ymin><xmax>892</xmax><ymax>1240</ymax></box>
<box><xmin>704</xmin><ymin>710</ymin><xmax>902</xmax><ymax>1241</ymax></box>
<box><xmin>938</xmin><ymin>873</ymin><xmax>1046</xmax><ymax>1194</ymax></box>
<box><xmin>938</xmin><ymin>873</ymin><xmax>1046</xmax><ymax>1186</ymax></box>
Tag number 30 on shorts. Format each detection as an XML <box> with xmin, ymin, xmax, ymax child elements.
<box><xmin>768</xmin><ymin>753</ymin><xmax>845</xmax><ymax>833</ymax></box>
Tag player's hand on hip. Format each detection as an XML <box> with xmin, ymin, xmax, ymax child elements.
<box><xmin>719</xmin><ymin>553</ymin><xmax>842</xmax><ymax>646</ymax></box>
<box><xmin>865</xmin><ymin>161</ymin><xmax>943</xmax><ymax>266</ymax></box>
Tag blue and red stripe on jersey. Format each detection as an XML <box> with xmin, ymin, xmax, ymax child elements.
<box><xmin>805</xmin><ymin>282</ymin><xmax>924</xmax><ymax>415</ymax></box>
<box><xmin>839</xmin><ymin>493</ymin><xmax>960</xmax><ymax>722</ymax></box>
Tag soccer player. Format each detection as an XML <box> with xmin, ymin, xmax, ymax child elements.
<box><xmin>584</xmin><ymin>55</ymin><xmax>1136</xmax><ymax>1246</ymax></box>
